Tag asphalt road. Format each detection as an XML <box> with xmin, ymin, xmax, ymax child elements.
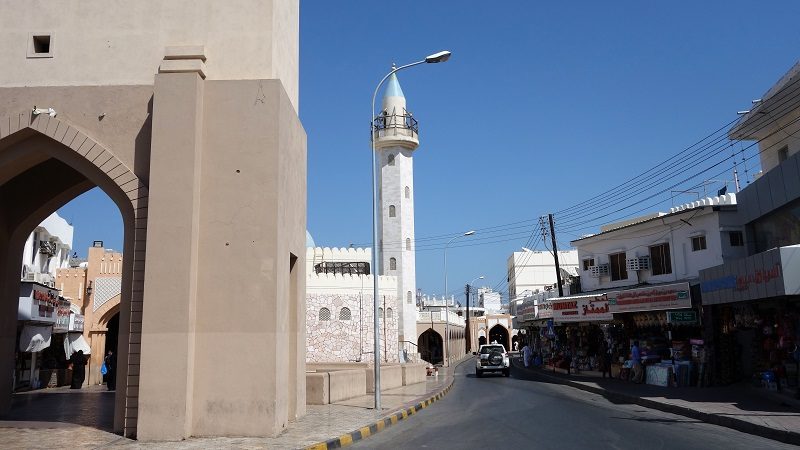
<box><xmin>352</xmin><ymin>357</ymin><xmax>795</xmax><ymax>449</ymax></box>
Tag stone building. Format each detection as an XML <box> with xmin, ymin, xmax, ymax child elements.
<box><xmin>0</xmin><ymin>1</ymin><xmax>306</xmax><ymax>440</ymax></box>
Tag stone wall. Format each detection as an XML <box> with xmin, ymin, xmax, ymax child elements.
<box><xmin>306</xmin><ymin>291</ymin><xmax>399</xmax><ymax>363</ymax></box>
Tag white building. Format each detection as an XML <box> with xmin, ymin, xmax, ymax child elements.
<box><xmin>572</xmin><ymin>193</ymin><xmax>745</xmax><ymax>292</ymax></box>
<box><xmin>20</xmin><ymin>212</ymin><xmax>73</xmax><ymax>287</ymax></box>
<box><xmin>373</xmin><ymin>71</ymin><xmax>419</xmax><ymax>345</ymax></box>
<box><xmin>507</xmin><ymin>249</ymin><xmax>579</xmax><ymax>299</ymax></box>
<box><xmin>477</xmin><ymin>287</ymin><xmax>503</xmax><ymax>314</ymax></box>
<box><xmin>305</xmin><ymin>245</ymin><xmax>401</xmax><ymax>363</ymax></box>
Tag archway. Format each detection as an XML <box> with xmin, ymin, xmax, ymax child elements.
<box><xmin>417</xmin><ymin>329</ymin><xmax>443</xmax><ymax>365</ymax></box>
<box><xmin>478</xmin><ymin>336</ymin><xmax>487</xmax><ymax>346</ymax></box>
<box><xmin>0</xmin><ymin>114</ymin><xmax>148</xmax><ymax>436</ymax></box>
<box><xmin>511</xmin><ymin>334</ymin><xmax>519</xmax><ymax>352</ymax></box>
<box><xmin>489</xmin><ymin>324</ymin><xmax>510</xmax><ymax>351</ymax></box>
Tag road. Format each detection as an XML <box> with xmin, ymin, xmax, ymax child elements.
<box><xmin>353</xmin><ymin>357</ymin><xmax>795</xmax><ymax>449</ymax></box>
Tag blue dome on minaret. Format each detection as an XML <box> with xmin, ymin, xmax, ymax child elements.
<box><xmin>384</xmin><ymin>72</ymin><xmax>405</xmax><ymax>99</ymax></box>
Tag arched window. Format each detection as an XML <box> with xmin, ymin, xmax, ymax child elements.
<box><xmin>406</xmin><ymin>238</ymin><xmax>411</xmax><ymax>250</ymax></box>
<box><xmin>390</xmin><ymin>257</ymin><xmax>397</xmax><ymax>270</ymax></box>
<box><xmin>389</xmin><ymin>205</ymin><xmax>396</xmax><ymax>217</ymax></box>
<box><xmin>388</xmin><ymin>154</ymin><xmax>395</xmax><ymax>166</ymax></box>
<box><xmin>386</xmin><ymin>308</ymin><xmax>393</xmax><ymax>319</ymax></box>
<box><xmin>319</xmin><ymin>308</ymin><xmax>331</xmax><ymax>321</ymax></box>
<box><xmin>378</xmin><ymin>307</ymin><xmax>384</xmax><ymax>318</ymax></box>
<box><xmin>405</xmin><ymin>186</ymin><xmax>410</xmax><ymax>198</ymax></box>
<box><xmin>407</xmin><ymin>291</ymin><xmax>413</xmax><ymax>304</ymax></box>
<box><xmin>339</xmin><ymin>307</ymin><xmax>351</xmax><ymax>321</ymax></box>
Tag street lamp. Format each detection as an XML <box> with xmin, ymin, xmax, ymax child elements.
<box><xmin>370</xmin><ymin>50</ymin><xmax>451</xmax><ymax>410</ymax></box>
<box><xmin>442</xmin><ymin>230</ymin><xmax>475</xmax><ymax>366</ymax></box>
<box><xmin>466</xmin><ymin>275</ymin><xmax>484</xmax><ymax>353</ymax></box>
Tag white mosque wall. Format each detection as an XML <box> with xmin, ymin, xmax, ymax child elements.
<box><xmin>306</xmin><ymin>272</ymin><xmax>399</xmax><ymax>363</ymax></box>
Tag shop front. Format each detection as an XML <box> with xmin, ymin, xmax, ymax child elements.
<box><xmin>607</xmin><ymin>282</ymin><xmax>704</xmax><ymax>386</ymax></box>
<box><xmin>700</xmin><ymin>245</ymin><xmax>800</xmax><ymax>389</ymax></box>
<box><xmin>16</xmin><ymin>282</ymin><xmax>59</xmax><ymax>391</ymax></box>
<box><xmin>546</xmin><ymin>294</ymin><xmax>613</xmax><ymax>374</ymax></box>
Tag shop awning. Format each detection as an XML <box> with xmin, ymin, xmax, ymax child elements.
<box><xmin>19</xmin><ymin>324</ymin><xmax>52</xmax><ymax>352</ymax></box>
<box><xmin>64</xmin><ymin>333</ymin><xmax>91</xmax><ymax>359</ymax></box>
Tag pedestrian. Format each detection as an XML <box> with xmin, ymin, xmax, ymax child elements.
<box><xmin>69</xmin><ymin>350</ymin><xmax>88</xmax><ymax>389</ymax></box>
<box><xmin>522</xmin><ymin>342</ymin><xmax>532</xmax><ymax>368</ymax></box>
<box><xmin>631</xmin><ymin>341</ymin><xmax>642</xmax><ymax>383</ymax></box>
<box><xmin>599</xmin><ymin>340</ymin><xmax>610</xmax><ymax>379</ymax></box>
<box><xmin>104</xmin><ymin>350</ymin><xmax>117</xmax><ymax>391</ymax></box>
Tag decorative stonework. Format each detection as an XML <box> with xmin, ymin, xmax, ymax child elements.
<box><xmin>307</xmin><ymin>292</ymin><xmax>399</xmax><ymax>363</ymax></box>
<box><xmin>93</xmin><ymin>277</ymin><xmax>122</xmax><ymax>312</ymax></box>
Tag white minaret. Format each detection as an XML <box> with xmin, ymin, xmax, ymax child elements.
<box><xmin>374</xmin><ymin>70</ymin><xmax>419</xmax><ymax>351</ymax></box>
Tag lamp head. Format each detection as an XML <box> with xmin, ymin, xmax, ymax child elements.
<box><xmin>425</xmin><ymin>50</ymin><xmax>451</xmax><ymax>64</ymax></box>
<box><xmin>463</xmin><ymin>230</ymin><xmax>476</xmax><ymax>236</ymax></box>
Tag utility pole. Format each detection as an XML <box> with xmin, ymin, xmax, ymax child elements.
<box><xmin>465</xmin><ymin>284</ymin><xmax>471</xmax><ymax>353</ymax></box>
<box><xmin>548</xmin><ymin>213</ymin><xmax>564</xmax><ymax>297</ymax></box>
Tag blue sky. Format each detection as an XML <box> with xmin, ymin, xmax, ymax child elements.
<box><xmin>59</xmin><ymin>1</ymin><xmax>800</xmax><ymax>302</ymax></box>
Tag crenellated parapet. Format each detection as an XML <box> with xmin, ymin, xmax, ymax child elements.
<box><xmin>307</xmin><ymin>272</ymin><xmax>397</xmax><ymax>295</ymax></box>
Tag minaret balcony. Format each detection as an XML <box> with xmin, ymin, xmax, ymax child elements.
<box><xmin>372</xmin><ymin>112</ymin><xmax>419</xmax><ymax>148</ymax></box>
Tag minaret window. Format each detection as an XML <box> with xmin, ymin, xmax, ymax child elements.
<box><xmin>389</xmin><ymin>205</ymin><xmax>396</xmax><ymax>217</ymax></box>
<box><xmin>406</xmin><ymin>238</ymin><xmax>411</xmax><ymax>250</ymax></box>
<box><xmin>405</xmin><ymin>186</ymin><xmax>410</xmax><ymax>198</ymax></box>
<box><xmin>388</xmin><ymin>154</ymin><xmax>395</xmax><ymax>166</ymax></box>
<box><xmin>407</xmin><ymin>291</ymin><xmax>413</xmax><ymax>304</ymax></box>
<box><xmin>389</xmin><ymin>257</ymin><xmax>397</xmax><ymax>270</ymax></box>
<box><xmin>386</xmin><ymin>308</ymin><xmax>393</xmax><ymax>319</ymax></box>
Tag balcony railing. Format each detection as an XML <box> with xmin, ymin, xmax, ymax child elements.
<box><xmin>372</xmin><ymin>111</ymin><xmax>419</xmax><ymax>140</ymax></box>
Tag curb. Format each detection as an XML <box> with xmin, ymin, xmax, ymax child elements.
<box><xmin>512</xmin><ymin>359</ymin><xmax>800</xmax><ymax>446</ymax></box>
<box><xmin>303</xmin><ymin>358</ymin><xmax>469</xmax><ymax>450</ymax></box>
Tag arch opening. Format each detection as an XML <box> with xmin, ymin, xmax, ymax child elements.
<box><xmin>417</xmin><ymin>328</ymin><xmax>443</xmax><ymax>365</ymax></box>
<box><xmin>489</xmin><ymin>324</ymin><xmax>510</xmax><ymax>351</ymax></box>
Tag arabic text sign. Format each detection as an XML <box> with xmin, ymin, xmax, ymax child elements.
<box><xmin>608</xmin><ymin>282</ymin><xmax>691</xmax><ymax>313</ymax></box>
<box><xmin>552</xmin><ymin>295</ymin><xmax>612</xmax><ymax>323</ymax></box>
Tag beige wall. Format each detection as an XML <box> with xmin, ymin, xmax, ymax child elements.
<box><xmin>56</xmin><ymin>266</ymin><xmax>86</xmax><ymax>308</ymax></box>
<box><xmin>0</xmin><ymin>0</ymin><xmax>299</xmax><ymax>111</ymax></box>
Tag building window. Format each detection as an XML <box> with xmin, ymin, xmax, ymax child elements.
<box><xmin>389</xmin><ymin>205</ymin><xmax>396</xmax><ymax>217</ymax></box>
<box><xmin>27</xmin><ymin>33</ymin><xmax>54</xmax><ymax>58</ymax></box>
<box><xmin>609</xmin><ymin>252</ymin><xmax>628</xmax><ymax>281</ymax></box>
<box><xmin>649</xmin><ymin>243</ymin><xmax>672</xmax><ymax>276</ymax></box>
<box><xmin>339</xmin><ymin>307</ymin><xmax>351</xmax><ymax>321</ymax></box>
<box><xmin>378</xmin><ymin>307</ymin><xmax>384</xmax><ymax>318</ymax></box>
<box><xmin>319</xmin><ymin>308</ymin><xmax>331</xmax><ymax>321</ymax></box>
<box><xmin>582</xmin><ymin>258</ymin><xmax>594</xmax><ymax>271</ymax></box>
<box><xmin>779</xmin><ymin>146</ymin><xmax>789</xmax><ymax>163</ymax></box>
<box><xmin>406</xmin><ymin>238</ymin><xmax>411</xmax><ymax>250</ymax></box>
<box><xmin>729</xmin><ymin>231</ymin><xmax>744</xmax><ymax>247</ymax></box>
<box><xmin>386</xmin><ymin>308</ymin><xmax>393</xmax><ymax>319</ymax></box>
<box><xmin>388</xmin><ymin>154</ymin><xmax>395</xmax><ymax>166</ymax></box>
<box><xmin>390</xmin><ymin>257</ymin><xmax>397</xmax><ymax>270</ymax></box>
<box><xmin>314</xmin><ymin>261</ymin><xmax>370</xmax><ymax>275</ymax></box>
<box><xmin>691</xmin><ymin>235</ymin><xmax>707</xmax><ymax>251</ymax></box>
<box><xmin>405</xmin><ymin>186</ymin><xmax>410</xmax><ymax>198</ymax></box>
<box><xmin>407</xmin><ymin>291</ymin><xmax>413</xmax><ymax>304</ymax></box>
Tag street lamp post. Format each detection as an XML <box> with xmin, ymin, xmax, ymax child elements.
<box><xmin>442</xmin><ymin>230</ymin><xmax>475</xmax><ymax>366</ymax></box>
<box><xmin>466</xmin><ymin>275</ymin><xmax>484</xmax><ymax>353</ymax></box>
<box><xmin>370</xmin><ymin>50</ymin><xmax>450</xmax><ymax>410</ymax></box>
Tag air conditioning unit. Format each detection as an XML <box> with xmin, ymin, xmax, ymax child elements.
<box><xmin>627</xmin><ymin>256</ymin><xmax>650</xmax><ymax>271</ymax></box>
<box><xmin>589</xmin><ymin>264</ymin><xmax>610</xmax><ymax>278</ymax></box>
<box><xmin>22</xmin><ymin>271</ymin><xmax>36</xmax><ymax>282</ymax></box>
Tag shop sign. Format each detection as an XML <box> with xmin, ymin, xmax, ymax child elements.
<box><xmin>608</xmin><ymin>282</ymin><xmax>691</xmax><ymax>313</ymax></box>
<box><xmin>699</xmin><ymin>245</ymin><xmax>800</xmax><ymax>305</ymax></box>
<box><xmin>552</xmin><ymin>295</ymin><xmax>612</xmax><ymax>323</ymax></box>
<box><xmin>535</xmin><ymin>298</ymin><xmax>553</xmax><ymax>319</ymax></box>
<box><xmin>53</xmin><ymin>298</ymin><xmax>71</xmax><ymax>333</ymax></box>
<box><xmin>19</xmin><ymin>284</ymin><xmax>59</xmax><ymax>322</ymax></box>
<box><xmin>666</xmin><ymin>310</ymin><xmax>698</xmax><ymax>325</ymax></box>
<box><xmin>69</xmin><ymin>313</ymin><xmax>85</xmax><ymax>332</ymax></box>
<box><xmin>518</xmin><ymin>300</ymin><xmax>536</xmax><ymax>322</ymax></box>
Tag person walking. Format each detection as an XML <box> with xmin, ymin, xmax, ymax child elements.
<box><xmin>631</xmin><ymin>341</ymin><xmax>643</xmax><ymax>383</ymax></box>
<box><xmin>522</xmin><ymin>342</ymin><xmax>532</xmax><ymax>368</ymax></box>
<box><xmin>69</xmin><ymin>350</ymin><xmax>88</xmax><ymax>389</ymax></box>
<box><xmin>104</xmin><ymin>350</ymin><xmax>117</xmax><ymax>391</ymax></box>
<box><xmin>599</xmin><ymin>340</ymin><xmax>610</xmax><ymax>379</ymax></box>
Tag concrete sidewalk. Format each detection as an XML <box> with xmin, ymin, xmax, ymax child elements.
<box><xmin>0</xmin><ymin>360</ymin><xmax>464</xmax><ymax>449</ymax></box>
<box><xmin>513</xmin><ymin>358</ymin><xmax>800</xmax><ymax>446</ymax></box>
